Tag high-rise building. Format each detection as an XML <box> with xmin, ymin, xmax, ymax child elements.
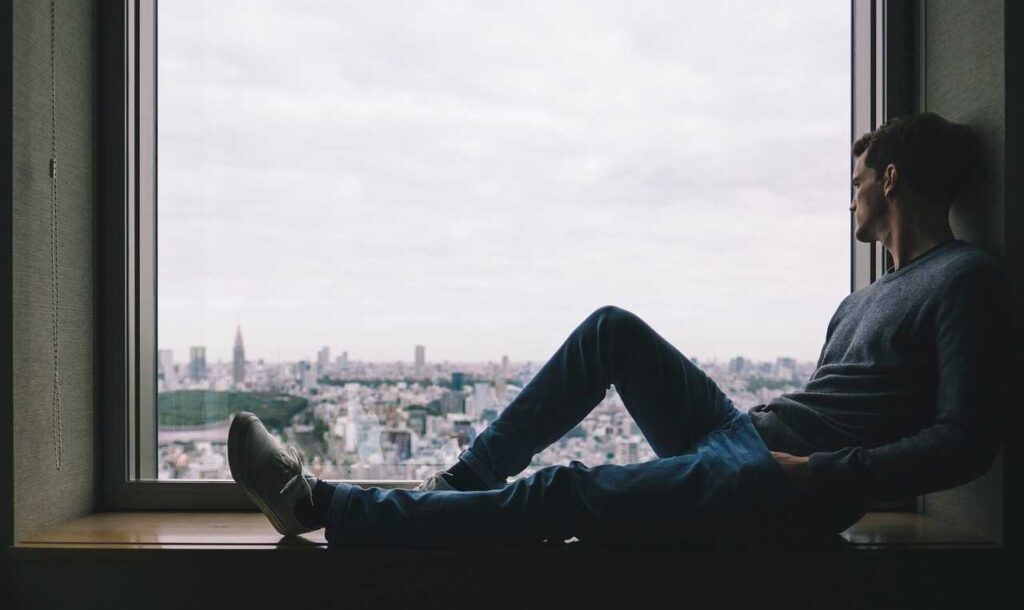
<box><xmin>158</xmin><ymin>349</ymin><xmax>177</xmax><ymax>390</ymax></box>
<box><xmin>494</xmin><ymin>378</ymin><xmax>507</xmax><ymax>408</ymax></box>
<box><xmin>382</xmin><ymin>429</ymin><xmax>412</xmax><ymax>461</ymax></box>
<box><xmin>729</xmin><ymin>356</ymin><xmax>748</xmax><ymax>375</ymax></box>
<box><xmin>440</xmin><ymin>391</ymin><xmax>465</xmax><ymax>414</ymax></box>
<box><xmin>615</xmin><ymin>437</ymin><xmax>640</xmax><ymax>465</ymax></box>
<box><xmin>501</xmin><ymin>354</ymin><xmax>509</xmax><ymax>376</ymax></box>
<box><xmin>405</xmin><ymin>406</ymin><xmax>428</xmax><ymax>437</ymax></box>
<box><xmin>189</xmin><ymin>346</ymin><xmax>207</xmax><ymax>380</ymax></box>
<box><xmin>472</xmin><ymin>382</ymin><xmax>493</xmax><ymax>419</ymax></box>
<box><xmin>774</xmin><ymin>356</ymin><xmax>797</xmax><ymax>380</ymax></box>
<box><xmin>414</xmin><ymin>345</ymin><xmax>425</xmax><ymax>370</ymax></box>
<box><xmin>450</xmin><ymin>371</ymin><xmax>465</xmax><ymax>391</ymax></box>
<box><xmin>297</xmin><ymin>360</ymin><xmax>318</xmax><ymax>391</ymax></box>
<box><xmin>450</xmin><ymin>416</ymin><xmax>476</xmax><ymax>447</ymax></box>
<box><xmin>232</xmin><ymin>326</ymin><xmax>246</xmax><ymax>386</ymax></box>
<box><xmin>317</xmin><ymin>346</ymin><xmax>331</xmax><ymax>373</ymax></box>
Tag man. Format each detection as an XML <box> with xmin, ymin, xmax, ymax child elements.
<box><xmin>228</xmin><ymin>112</ymin><xmax>1011</xmax><ymax>547</ymax></box>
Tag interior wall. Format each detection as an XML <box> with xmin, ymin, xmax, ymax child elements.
<box><xmin>2</xmin><ymin>0</ymin><xmax>16</xmax><ymax>606</ymax></box>
<box><xmin>918</xmin><ymin>0</ymin><xmax>1007</xmax><ymax>544</ymax></box>
<box><xmin>11</xmin><ymin>0</ymin><xmax>96</xmax><ymax>543</ymax></box>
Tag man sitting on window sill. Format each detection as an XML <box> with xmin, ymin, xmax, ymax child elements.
<box><xmin>227</xmin><ymin>112</ymin><xmax>1011</xmax><ymax>548</ymax></box>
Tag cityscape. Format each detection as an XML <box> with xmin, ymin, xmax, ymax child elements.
<box><xmin>156</xmin><ymin>327</ymin><xmax>817</xmax><ymax>483</ymax></box>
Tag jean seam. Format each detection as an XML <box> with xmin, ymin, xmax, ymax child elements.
<box><xmin>459</xmin><ymin>447</ymin><xmax>505</xmax><ymax>489</ymax></box>
<box><xmin>325</xmin><ymin>482</ymin><xmax>355</xmax><ymax>543</ymax></box>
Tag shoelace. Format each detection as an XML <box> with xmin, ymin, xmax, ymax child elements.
<box><xmin>278</xmin><ymin>445</ymin><xmax>314</xmax><ymax>505</ymax></box>
<box><xmin>418</xmin><ymin>471</ymin><xmax>449</xmax><ymax>491</ymax></box>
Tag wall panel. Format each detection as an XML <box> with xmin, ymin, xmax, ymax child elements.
<box><xmin>11</xmin><ymin>0</ymin><xmax>96</xmax><ymax>543</ymax></box>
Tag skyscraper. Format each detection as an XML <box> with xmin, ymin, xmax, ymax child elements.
<box><xmin>451</xmin><ymin>416</ymin><xmax>476</xmax><ymax>447</ymax></box>
<box><xmin>189</xmin><ymin>346</ymin><xmax>207</xmax><ymax>381</ymax></box>
<box><xmin>440</xmin><ymin>391</ymin><xmax>465</xmax><ymax>414</ymax></box>
<box><xmin>297</xmin><ymin>360</ymin><xmax>318</xmax><ymax>391</ymax></box>
<box><xmin>405</xmin><ymin>406</ymin><xmax>428</xmax><ymax>437</ymax></box>
<box><xmin>414</xmin><ymin>345</ymin><xmax>425</xmax><ymax>370</ymax></box>
<box><xmin>158</xmin><ymin>349</ymin><xmax>177</xmax><ymax>390</ymax></box>
<box><xmin>317</xmin><ymin>345</ymin><xmax>331</xmax><ymax>373</ymax></box>
<box><xmin>729</xmin><ymin>356</ymin><xmax>749</xmax><ymax>375</ymax></box>
<box><xmin>615</xmin><ymin>437</ymin><xmax>640</xmax><ymax>465</ymax></box>
<box><xmin>774</xmin><ymin>356</ymin><xmax>797</xmax><ymax>380</ymax></box>
<box><xmin>451</xmin><ymin>371</ymin><xmax>465</xmax><ymax>391</ymax></box>
<box><xmin>381</xmin><ymin>429</ymin><xmax>412</xmax><ymax>461</ymax></box>
<box><xmin>501</xmin><ymin>354</ymin><xmax>509</xmax><ymax>376</ymax></box>
<box><xmin>472</xmin><ymin>382</ymin><xmax>493</xmax><ymax>418</ymax></box>
<box><xmin>232</xmin><ymin>326</ymin><xmax>246</xmax><ymax>386</ymax></box>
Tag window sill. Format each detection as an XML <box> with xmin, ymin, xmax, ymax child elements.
<box><xmin>12</xmin><ymin>510</ymin><xmax>996</xmax><ymax>552</ymax></box>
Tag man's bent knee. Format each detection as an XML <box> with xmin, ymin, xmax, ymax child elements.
<box><xmin>590</xmin><ymin>304</ymin><xmax>641</xmax><ymax>326</ymax></box>
<box><xmin>588</xmin><ymin>304</ymin><xmax>647</xmax><ymax>337</ymax></box>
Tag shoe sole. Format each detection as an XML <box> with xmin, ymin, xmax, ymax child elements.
<box><xmin>228</xmin><ymin>411</ymin><xmax>294</xmax><ymax>537</ymax></box>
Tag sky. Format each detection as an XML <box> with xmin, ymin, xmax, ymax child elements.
<box><xmin>157</xmin><ymin>0</ymin><xmax>851</xmax><ymax>365</ymax></box>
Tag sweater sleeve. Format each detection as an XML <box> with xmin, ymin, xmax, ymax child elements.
<box><xmin>804</xmin><ymin>263</ymin><xmax>1012</xmax><ymax>504</ymax></box>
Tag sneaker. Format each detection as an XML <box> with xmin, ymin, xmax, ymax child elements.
<box><xmin>414</xmin><ymin>471</ymin><xmax>456</xmax><ymax>491</ymax></box>
<box><xmin>228</xmin><ymin>411</ymin><xmax>319</xmax><ymax>536</ymax></box>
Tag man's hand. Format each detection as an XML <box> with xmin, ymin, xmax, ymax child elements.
<box><xmin>770</xmin><ymin>451</ymin><xmax>811</xmax><ymax>491</ymax></box>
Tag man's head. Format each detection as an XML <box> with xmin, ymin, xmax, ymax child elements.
<box><xmin>849</xmin><ymin>112</ymin><xmax>977</xmax><ymax>243</ymax></box>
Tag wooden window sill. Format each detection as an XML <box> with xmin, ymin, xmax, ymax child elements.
<box><xmin>12</xmin><ymin>511</ymin><xmax>996</xmax><ymax>551</ymax></box>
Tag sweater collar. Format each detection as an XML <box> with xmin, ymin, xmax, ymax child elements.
<box><xmin>880</xmin><ymin>239</ymin><xmax>962</xmax><ymax>282</ymax></box>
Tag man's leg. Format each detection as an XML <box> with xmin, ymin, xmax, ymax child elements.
<box><xmin>325</xmin><ymin>411</ymin><xmax>793</xmax><ymax>547</ymax></box>
<box><xmin>455</xmin><ymin>305</ymin><xmax>739</xmax><ymax>489</ymax></box>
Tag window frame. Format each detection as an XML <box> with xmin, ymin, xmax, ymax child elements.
<box><xmin>849</xmin><ymin>0</ymin><xmax>919</xmax><ymax>512</ymax></box>
<box><xmin>100</xmin><ymin>0</ymin><xmax>911</xmax><ymax>510</ymax></box>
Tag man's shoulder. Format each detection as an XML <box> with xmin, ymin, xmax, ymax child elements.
<box><xmin>837</xmin><ymin>241</ymin><xmax>1007</xmax><ymax>312</ymax></box>
<box><xmin>930</xmin><ymin>244</ymin><xmax>1013</xmax><ymax>327</ymax></box>
<box><xmin>932</xmin><ymin>243</ymin><xmax>1007</xmax><ymax>295</ymax></box>
<box><xmin>934</xmin><ymin>241</ymin><xmax>1004</xmax><ymax>275</ymax></box>
<box><xmin>888</xmin><ymin>241</ymin><xmax>1006</xmax><ymax>298</ymax></box>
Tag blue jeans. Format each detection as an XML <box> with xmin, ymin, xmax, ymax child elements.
<box><xmin>324</xmin><ymin>306</ymin><xmax>797</xmax><ymax>547</ymax></box>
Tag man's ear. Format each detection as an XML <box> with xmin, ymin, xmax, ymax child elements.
<box><xmin>883</xmin><ymin>163</ymin><xmax>898</xmax><ymax>198</ymax></box>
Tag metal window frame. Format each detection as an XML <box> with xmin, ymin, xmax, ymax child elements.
<box><xmin>99</xmin><ymin>0</ymin><xmax>421</xmax><ymax>510</ymax></box>
<box><xmin>101</xmin><ymin>0</ymin><xmax>912</xmax><ymax>510</ymax></box>
<box><xmin>851</xmin><ymin>0</ymin><xmax>921</xmax><ymax>513</ymax></box>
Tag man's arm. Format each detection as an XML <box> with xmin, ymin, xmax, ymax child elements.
<box><xmin>802</xmin><ymin>264</ymin><xmax>1012</xmax><ymax>504</ymax></box>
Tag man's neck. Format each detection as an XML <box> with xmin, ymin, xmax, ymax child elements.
<box><xmin>881</xmin><ymin>203</ymin><xmax>954</xmax><ymax>270</ymax></box>
<box><xmin>884</xmin><ymin>229</ymin><xmax>955</xmax><ymax>270</ymax></box>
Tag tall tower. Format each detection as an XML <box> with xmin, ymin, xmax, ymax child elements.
<box><xmin>189</xmin><ymin>346</ymin><xmax>207</xmax><ymax>380</ymax></box>
<box><xmin>414</xmin><ymin>345</ymin><xmax>425</xmax><ymax>371</ymax></box>
<box><xmin>317</xmin><ymin>346</ymin><xmax>331</xmax><ymax>373</ymax></box>
<box><xmin>158</xmin><ymin>349</ymin><xmax>177</xmax><ymax>390</ymax></box>
<box><xmin>232</xmin><ymin>326</ymin><xmax>246</xmax><ymax>386</ymax></box>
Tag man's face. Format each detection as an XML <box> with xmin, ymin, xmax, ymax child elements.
<box><xmin>850</xmin><ymin>152</ymin><xmax>889</xmax><ymax>242</ymax></box>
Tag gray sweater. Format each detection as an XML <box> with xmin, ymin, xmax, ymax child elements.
<box><xmin>749</xmin><ymin>238</ymin><xmax>1012</xmax><ymax>512</ymax></box>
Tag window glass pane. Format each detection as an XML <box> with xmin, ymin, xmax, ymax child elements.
<box><xmin>155</xmin><ymin>0</ymin><xmax>850</xmax><ymax>481</ymax></box>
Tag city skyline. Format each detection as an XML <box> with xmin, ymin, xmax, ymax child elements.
<box><xmin>159</xmin><ymin>328</ymin><xmax>815</xmax><ymax>368</ymax></box>
<box><xmin>156</xmin><ymin>324</ymin><xmax>815</xmax><ymax>482</ymax></box>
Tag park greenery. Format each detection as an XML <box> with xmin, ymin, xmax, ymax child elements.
<box><xmin>158</xmin><ymin>390</ymin><xmax>308</xmax><ymax>432</ymax></box>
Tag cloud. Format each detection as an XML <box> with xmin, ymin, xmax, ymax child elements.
<box><xmin>157</xmin><ymin>0</ymin><xmax>850</xmax><ymax>364</ymax></box>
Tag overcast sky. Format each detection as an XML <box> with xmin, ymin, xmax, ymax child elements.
<box><xmin>157</xmin><ymin>0</ymin><xmax>850</xmax><ymax>365</ymax></box>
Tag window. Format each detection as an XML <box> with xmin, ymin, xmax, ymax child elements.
<box><xmin>103</xmin><ymin>0</ymin><xmax>869</xmax><ymax>509</ymax></box>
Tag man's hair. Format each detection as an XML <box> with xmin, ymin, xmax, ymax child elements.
<box><xmin>851</xmin><ymin>112</ymin><xmax>979</xmax><ymax>208</ymax></box>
